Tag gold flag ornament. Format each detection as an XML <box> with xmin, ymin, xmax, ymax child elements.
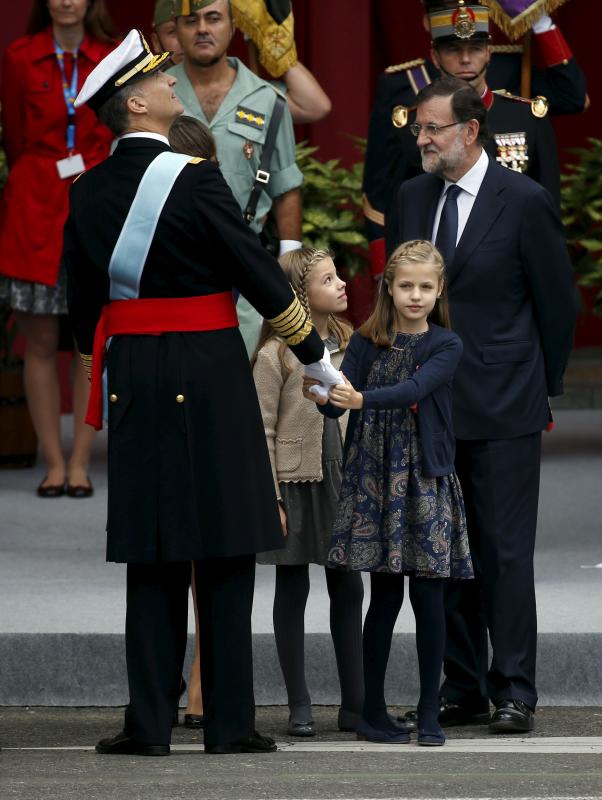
<box><xmin>231</xmin><ymin>0</ymin><xmax>297</xmax><ymax>77</ymax></box>
<box><xmin>481</xmin><ymin>0</ymin><xmax>570</xmax><ymax>41</ymax></box>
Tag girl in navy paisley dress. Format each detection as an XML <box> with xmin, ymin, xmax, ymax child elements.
<box><xmin>305</xmin><ymin>240</ymin><xmax>472</xmax><ymax>747</ymax></box>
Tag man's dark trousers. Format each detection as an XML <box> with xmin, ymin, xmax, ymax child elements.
<box><xmin>123</xmin><ymin>554</ymin><xmax>256</xmax><ymax>747</ymax></box>
<box><xmin>441</xmin><ymin>433</ymin><xmax>542</xmax><ymax>710</ymax></box>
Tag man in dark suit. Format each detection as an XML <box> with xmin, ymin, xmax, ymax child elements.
<box><xmin>363</xmin><ymin>0</ymin><xmax>587</xmax><ymax>274</ymax></box>
<box><xmin>394</xmin><ymin>76</ymin><xmax>575</xmax><ymax>733</ymax></box>
<box><xmin>64</xmin><ymin>29</ymin><xmax>325</xmax><ymax>756</ymax></box>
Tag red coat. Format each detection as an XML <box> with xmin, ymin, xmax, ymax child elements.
<box><xmin>0</xmin><ymin>27</ymin><xmax>114</xmax><ymax>287</ymax></box>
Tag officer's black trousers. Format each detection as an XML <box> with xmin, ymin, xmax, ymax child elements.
<box><xmin>440</xmin><ymin>433</ymin><xmax>541</xmax><ymax>710</ymax></box>
<box><xmin>123</xmin><ymin>554</ymin><xmax>256</xmax><ymax>747</ymax></box>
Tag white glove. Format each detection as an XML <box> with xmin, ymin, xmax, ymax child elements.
<box><xmin>304</xmin><ymin>346</ymin><xmax>343</xmax><ymax>399</ymax></box>
<box><xmin>279</xmin><ymin>239</ymin><xmax>302</xmax><ymax>256</ymax></box>
<box><xmin>532</xmin><ymin>13</ymin><xmax>554</xmax><ymax>34</ymax></box>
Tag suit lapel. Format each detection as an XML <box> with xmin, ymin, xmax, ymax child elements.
<box><xmin>448</xmin><ymin>160</ymin><xmax>506</xmax><ymax>286</ymax></box>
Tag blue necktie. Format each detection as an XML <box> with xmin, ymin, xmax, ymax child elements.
<box><xmin>435</xmin><ymin>184</ymin><xmax>462</xmax><ymax>269</ymax></box>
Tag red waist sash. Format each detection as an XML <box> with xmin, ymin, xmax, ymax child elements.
<box><xmin>86</xmin><ymin>293</ymin><xmax>238</xmax><ymax>430</ymax></box>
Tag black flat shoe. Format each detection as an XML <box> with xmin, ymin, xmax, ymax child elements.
<box><xmin>95</xmin><ymin>731</ymin><xmax>169</xmax><ymax>756</ymax></box>
<box><xmin>37</xmin><ymin>478</ymin><xmax>65</xmax><ymax>498</ymax></box>
<box><xmin>287</xmin><ymin>718</ymin><xmax>315</xmax><ymax>737</ymax></box>
<box><xmin>205</xmin><ymin>731</ymin><xmax>277</xmax><ymax>754</ymax></box>
<box><xmin>489</xmin><ymin>700</ymin><xmax>534</xmax><ymax>733</ymax></box>
<box><xmin>184</xmin><ymin>714</ymin><xmax>204</xmax><ymax>729</ymax></box>
<box><xmin>66</xmin><ymin>478</ymin><xmax>93</xmax><ymax>498</ymax></box>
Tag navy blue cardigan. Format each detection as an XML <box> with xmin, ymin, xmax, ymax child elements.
<box><xmin>320</xmin><ymin>324</ymin><xmax>463</xmax><ymax>477</ymax></box>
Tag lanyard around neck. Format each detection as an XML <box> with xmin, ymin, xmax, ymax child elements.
<box><xmin>55</xmin><ymin>42</ymin><xmax>79</xmax><ymax>152</ymax></box>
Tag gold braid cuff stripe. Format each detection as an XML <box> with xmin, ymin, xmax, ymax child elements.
<box><xmin>268</xmin><ymin>297</ymin><xmax>312</xmax><ymax>345</ymax></box>
<box><xmin>80</xmin><ymin>353</ymin><xmax>93</xmax><ymax>380</ymax></box>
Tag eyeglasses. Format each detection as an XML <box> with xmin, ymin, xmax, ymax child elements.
<box><xmin>409</xmin><ymin>121</ymin><xmax>464</xmax><ymax>138</ymax></box>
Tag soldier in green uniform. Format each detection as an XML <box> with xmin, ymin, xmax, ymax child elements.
<box><xmin>168</xmin><ymin>0</ymin><xmax>303</xmax><ymax>356</ymax></box>
<box><xmin>151</xmin><ymin>0</ymin><xmax>184</xmax><ymax>65</ymax></box>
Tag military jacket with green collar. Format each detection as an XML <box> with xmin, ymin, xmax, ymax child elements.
<box><xmin>168</xmin><ymin>57</ymin><xmax>302</xmax><ymax>235</ymax></box>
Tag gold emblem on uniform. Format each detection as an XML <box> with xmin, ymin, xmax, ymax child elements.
<box><xmin>391</xmin><ymin>105</ymin><xmax>408</xmax><ymax>128</ymax></box>
<box><xmin>494</xmin><ymin>132</ymin><xmax>528</xmax><ymax>174</ymax></box>
<box><xmin>531</xmin><ymin>96</ymin><xmax>549</xmax><ymax>118</ymax></box>
<box><xmin>243</xmin><ymin>140</ymin><xmax>254</xmax><ymax>159</ymax></box>
<box><xmin>452</xmin><ymin>3</ymin><xmax>477</xmax><ymax>39</ymax></box>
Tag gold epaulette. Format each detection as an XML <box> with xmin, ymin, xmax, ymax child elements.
<box><xmin>188</xmin><ymin>157</ymin><xmax>205</xmax><ymax>165</ymax></box>
<box><xmin>490</xmin><ymin>44</ymin><xmax>524</xmax><ymax>54</ymax></box>
<box><xmin>385</xmin><ymin>58</ymin><xmax>425</xmax><ymax>74</ymax></box>
<box><xmin>493</xmin><ymin>89</ymin><xmax>549</xmax><ymax>118</ymax></box>
<box><xmin>79</xmin><ymin>353</ymin><xmax>93</xmax><ymax>380</ymax></box>
<box><xmin>268</xmin><ymin>294</ymin><xmax>312</xmax><ymax>347</ymax></box>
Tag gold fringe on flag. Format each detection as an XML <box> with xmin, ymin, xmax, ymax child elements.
<box><xmin>482</xmin><ymin>0</ymin><xmax>570</xmax><ymax>40</ymax></box>
<box><xmin>232</xmin><ymin>0</ymin><xmax>297</xmax><ymax>77</ymax></box>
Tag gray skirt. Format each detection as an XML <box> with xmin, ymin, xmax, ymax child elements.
<box><xmin>0</xmin><ymin>268</ymin><xmax>67</xmax><ymax>315</ymax></box>
<box><xmin>258</xmin><ymin>417</ymin><xmax>344</xmax><ymax>566</ymax></box>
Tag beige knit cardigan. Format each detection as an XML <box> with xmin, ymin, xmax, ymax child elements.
<box><xmin>253</xmin><ymin>338</ymin><xmax>348</xmax><ymax>498</ymax></box>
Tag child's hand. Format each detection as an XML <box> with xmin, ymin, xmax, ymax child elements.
<box><xmin>328</xmin><ymin>374</ymin><xmax>364</xmax><ymax>410</ymax></box>
<box><xmin>278</xmin><ymin>504</ymin><xmax>288</xmax><ymax>536</ymax></box>
<box><xmin>302</xmin><ymin>376</ymin><xmax>328</xmax><ymax>406</ymax></box>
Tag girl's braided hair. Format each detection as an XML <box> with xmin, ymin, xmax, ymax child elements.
<box><xmin>252</xmin><ymin>248</ymin><xmax>353</xmax><ymax>371</ymax></box>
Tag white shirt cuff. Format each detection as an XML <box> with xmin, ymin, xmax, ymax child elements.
<box><xmin>279</xmin><ymin>240</ymin><xmax>302</xmax><ymax>256</ymax></box>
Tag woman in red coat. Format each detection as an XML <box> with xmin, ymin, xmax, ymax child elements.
<box><xmin>0</xmin><ymin>0</ymin><xmax>115</xmax><ymax>496</ymax></box>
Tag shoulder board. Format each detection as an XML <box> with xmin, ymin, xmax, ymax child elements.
<box><xmin>493</xmin><ymin>89</ymin><xmax>549</xmax><ymax>117</ymax></box>
<box><xmin>385</xmin><ymin>58</ymin><xmax>426</xmax><ymax>74</ymax></box>
<box><xmin>188</xmin><ymin>157</ymin><xmax>205</xmax><ymax>165</ymax></box>
<box><xmin>270</xmin><ymin>84</ymin><xmax>287</xmax><ymax>100</ymax></box>
<box><xmin>490</xmin><ymin>44</ymin><xmax>523</xmax><ymax>54</ymax></box>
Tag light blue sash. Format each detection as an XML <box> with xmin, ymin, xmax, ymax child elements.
<box><xmin>104</xmin><ymin>151</ymin><xmax>193</xmax><ymax>419</ymax></box>
<box><xmin>108</xmin><ymin>151</ymin><xmax>193</xmax><ymax>300</ymax></box>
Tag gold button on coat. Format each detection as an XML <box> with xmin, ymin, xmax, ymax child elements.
<box><xmin>176</xmin><ymin>394</ymin><xmax>185</xmax><ymax>403</ymax></box>
<box><xmin>109</xmin><ymin>393</ymin><xmax>118</xmax><ymax>403</ymax></box>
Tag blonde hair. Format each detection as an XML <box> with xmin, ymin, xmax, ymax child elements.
<box><xmin>253</xmin><ymin>247</ymin><xmax>353</xmax><ymax>369</ymax></box>
<box><xmin>358</xmin><ymin>239</ymin><xmax>451</xmax><ymax>347</ymax></box>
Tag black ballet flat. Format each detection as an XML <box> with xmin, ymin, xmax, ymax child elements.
<box><xmin>184</xmin><ymin>714</ymin><xmax>204</xmax><ymax>729</ymax></box>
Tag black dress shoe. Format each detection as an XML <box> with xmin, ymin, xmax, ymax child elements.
<box><xmin>66</xmin><ymin>478</ymin><xmax>94</xmax><ymax>498</ymax></box>
<box><xmin>95</xmin><ymin>731</ymin><xmax>169</xmax><ymax>756</ymax></box>
<box><xmin>205</xmin><ymin>731</ymin><xmax>277</xmax><ymax>754</ymax></box>
<box><xmin>37</xmin><ymin>478</ymin><xmax>65</xmax><ymax>498</ymax></box>
<box><xmin>184</xmin><ymin>714</ymin><xmax>204</xmax><ymax>729</ymax></box>
<box><xmin>439</xmin><ymin>698</ymin><xmax>490</xmax><ymax>727</ymax></box>
<box><xmin>489</xmin><ymin>700</ymin><xmax>534</xmax><ymax>733</ymax></box>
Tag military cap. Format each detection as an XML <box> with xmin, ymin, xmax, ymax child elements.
<box><xmin>153</xmin><ymin>0</ymin><xmax>176</xmax><ymax>27</ymax></box>
<box><xmin>173</xmin><ymin>0</ymin><xmax>220</xmax><ymax>14</ymax></box>
<box><xmin>424</xmin><ymin>0</ymin><xmax>491</xmax><ymax>44</ymax></box>
<box><xmin>74</xmin><ymin>29</ymin><xmax>171</xmax><ymax>112</ymax></box>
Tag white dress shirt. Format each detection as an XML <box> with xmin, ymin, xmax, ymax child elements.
<box><xmin>119</xmin><ymin>132</ymin><xmax>171</xmax><ymax>146</ymax></box>
<box><xmin>431</xmin><ymin>147</ymin><xmax>490</xmax><ymax>245</ymax></box>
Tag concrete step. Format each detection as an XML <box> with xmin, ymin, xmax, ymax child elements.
<box><xmin>1</xmin><ymin>631</ymin><xmax>601</xmax><ymax>707</ymax></box>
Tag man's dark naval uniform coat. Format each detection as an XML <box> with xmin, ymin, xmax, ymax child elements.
<box><xmin>64</xmin><ymin>135</ymin><xmax>324</xmax><ymax>749</ymax></box>
<box><xmin>65</xmin><ymin>136</ymin><xmax>322</xmax><ymax>564</ymax></box>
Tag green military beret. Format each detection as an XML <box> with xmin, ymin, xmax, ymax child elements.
<box><xmin>172</xmin><ymin>0</ymin><xmax>219</xmax><ymax>15</ymax></box>
<box><xmin>153</xmin><ymin>0</ymin><xmax>176</xmax><ymax>26</ymax></box>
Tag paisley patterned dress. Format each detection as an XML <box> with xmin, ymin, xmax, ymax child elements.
<box><xmin>327</xmin><ymin>332</ymin><xmax>473</xmax><ymax>579</ymax></box>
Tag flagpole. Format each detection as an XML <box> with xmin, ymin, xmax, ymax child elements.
<box><xmin>520</xmin><ymin>30</ymin><xmax>532</xmax><ymax>97</ymax></box>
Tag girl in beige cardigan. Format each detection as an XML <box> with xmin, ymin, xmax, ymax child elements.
<box><xmin>253</xmin><ymin>248</ymin><xmax>364</xmax><ymax>737</ymax></box>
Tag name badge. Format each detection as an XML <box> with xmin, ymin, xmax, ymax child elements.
<box><xmin>56</xmin><ymin>153</ymin><xmax>86</xmax><ymax>179</ymax></box>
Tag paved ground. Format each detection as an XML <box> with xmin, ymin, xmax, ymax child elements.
<box><xmin>2</xmin><ymin>707</ymin><xmax>602</xmax><ymax>800</ymax></box>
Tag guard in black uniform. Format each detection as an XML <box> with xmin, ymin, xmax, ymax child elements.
<box><xmin>64</xmin><ymin>29</ymin><xmax>325</xmax><ymax>756</ymax></box>
<box><xmin>364</xmin><ymin>0</ymin><xmax>587</xmax><ymax>273</ymax></box>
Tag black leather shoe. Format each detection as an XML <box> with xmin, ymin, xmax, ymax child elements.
<box><xmin>184</xmin><ymin>713</ymin><xmax>204</xmax><ymax>729</ymax></box>
<box><xmin>287</xmin><ymin>719</ymin><xmax>315</xmax><ymax>737</ymax></box>
<box><xmin>489</xmin><ymin>700</ymin><xmax>534</xmax><ymax>733</ymax></box>
<box><xmin>396</xmin><ymin>711</ymin><xmax>418</xmax><ymax>732</ymax></box>
<box><xmin>95</xmin><ymin>732</ymin><xmax>169</xmax><ymax>756</ymax></box>
<box><xmin>400</xmin><ymin>699</ymin><xmax>489</xmax><ymax>729</ymax></box>
<box><xmin>205</xmin><ymin>731</ymin><xmax>277</xmax><ymax>754</ymax></box>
